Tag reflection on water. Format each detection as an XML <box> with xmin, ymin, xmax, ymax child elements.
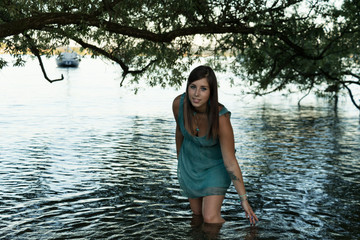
<box><xmin>0</xmin><ymin>56</ymin><xmax>359</xmax><ymax>239</ymax></box>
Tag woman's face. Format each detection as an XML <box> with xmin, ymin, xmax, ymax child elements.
<box><xmin>188</xmin><ymin>77</ymin><xmax>210</xmax><ymax>112</ymax></box>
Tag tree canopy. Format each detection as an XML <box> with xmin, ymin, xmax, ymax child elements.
<box><xmin>1</xmin><ymin>0</ymin><xmax>359</xmax><ymax>110</ymax></box>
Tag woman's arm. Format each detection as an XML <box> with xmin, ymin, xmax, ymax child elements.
<box><xmin>175</xmin><ymin>124</ymin><xmax>183</xmax><ymax>158</ymax></box>
<box><xmin>218</xmin><ymin>113</ymin><xmax>259</xmax><ymax>225</ymax></box>
<box><xmin>172</xmin><ymin>96</ymin><xmax>184</xmax><ymax>158</ymax></box>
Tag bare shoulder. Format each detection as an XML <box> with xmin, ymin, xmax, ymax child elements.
<box><xmin>172</xmin><ymin>94</ymin><xmax>182</xmax><ymax>119</ymax></box>
<box><xmin>173</xmin><ymin>94</ymin><xmax>182</xmax><ymax>105</ymax></box>
<box><xmin>172</xmin><ymin>94</ymin><xmax>182</xmax><ymax>111</ymax></box>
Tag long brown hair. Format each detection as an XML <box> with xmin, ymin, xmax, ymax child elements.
<box><xmin>185</xmin><ymin>66</ymin><xmax>219</xmax><ymax>139</ymax></box>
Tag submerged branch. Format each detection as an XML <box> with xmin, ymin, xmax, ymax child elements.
<box><xmin>298</xmin><ymin>79</ymin><xmax>314</xmax><ymax>106</ymax></box>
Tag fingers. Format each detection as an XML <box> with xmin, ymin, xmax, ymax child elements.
<box><xmin>243</xmin><ymin>206</ymin><xmax>258</xmax><ymax>225</ymax></box>
<box><xmin>246</xmin><ymin>210</ymin><xmax>259</xmax><ymax>225</ymax></box>
<box><xmin>241</xmin><ymin>200</ymin><xmax>259</xmax><ymax>225</ymax></box>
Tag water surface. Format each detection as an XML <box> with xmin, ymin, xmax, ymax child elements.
<box><xmin>0</xmin><ymin>56</ymin><xmax>359</xmax><ymax>239</ymax></box>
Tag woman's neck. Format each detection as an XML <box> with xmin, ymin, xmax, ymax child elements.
<box><xmin>193</xmin><ymin>105</ymin><xmax>207</xmax><ymax>114</ymax></box>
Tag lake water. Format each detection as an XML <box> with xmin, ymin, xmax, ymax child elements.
<box><xmin>0</xmin><ymin>55</ymin><xmax>359</xmax><ymax>239</ymax></box>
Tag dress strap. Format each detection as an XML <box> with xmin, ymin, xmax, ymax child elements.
<box><xmin>219</xmin><ymin>105</ymin><xmax>231</xmax><ymax>117</ymax></box>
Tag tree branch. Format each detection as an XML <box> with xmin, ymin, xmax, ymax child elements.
<box><xmin>298</xmin><ymin>78</ymin><xmax>314</xmax><ymax>106</ymax></box>
<box><xmin>248</xmin><ymin>77</ymin><xmax>289</xmax><ymax>96</ymax></box>
<box><xmin>119</xmin><ymin>59</ymin><xmax>157</xmax><ymax>87</ymax></box>
<box><xmin>53</xmin><ymin>30</ymin><xmax>158</xmax><ymax>86</ymax></box>
<box><xmin>71</xmin><ymin>35</ymin><xmax>130</xmax><ymax>73</ymax></box>
<box><xmin>320</xmin><ymin>68</ymin><xmax>360</xmax><ymax>110</ymax></box>
<box><xmin>343</xmin><ymin>71</ymin><xmax>360</xmax><ymax>80</ymax></box>
<box><xmin>0</xmin><ymin>12</ymin><xmax>322</xmax><ymax>61</ymax></box>
<box><xmin>24</xmin><ymin>34</ymin><xmax>64</xmax><ymax>83</ymax></box>
<box><xmin>342</xmin><ymin>83</ymin><xmax>360</xmax><ymax>110</ymax></box>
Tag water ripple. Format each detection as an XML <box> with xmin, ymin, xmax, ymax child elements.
<box><xmin>1</xmin><ymin>58</ymin><xmax>359</xmax><ymax>239</ymax></box>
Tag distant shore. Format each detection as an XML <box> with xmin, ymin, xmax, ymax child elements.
<box><xmin>0</xmin><ymin>44</ymin><xmax>89</xmax><ymax>56</ymax></box>
<box><xmin>0</xmin><ymin>44</ymin><xmax>231</xmax><ymax>57</ymax></box>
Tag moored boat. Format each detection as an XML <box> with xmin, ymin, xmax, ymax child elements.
<box><xmin>56</xmin><ymin>52</ymin><xmax>80</xmax><ymax>67</ymax></box>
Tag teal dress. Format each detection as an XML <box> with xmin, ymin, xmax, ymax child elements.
<box><xmin>177</xmin><ymin>93</ymin><xmax>231</xmax><ymax>198</ymax></box>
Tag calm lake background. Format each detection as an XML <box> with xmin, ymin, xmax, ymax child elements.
<box><xmin>0</xmin><ymin>55</ymin><xmax>359</xmax><ymax>239</ymax></box>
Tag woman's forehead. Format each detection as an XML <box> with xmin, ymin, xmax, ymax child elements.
<box><xmin>190</xmin><ymin>78</ymin><xmax>209</xmax><ymax>86</ymax></box>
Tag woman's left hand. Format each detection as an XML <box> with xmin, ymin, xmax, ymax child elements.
<box><xmin>241</xmin><ymin>200</ymin><xmax>259</xmax><ymax>225</ymax></box>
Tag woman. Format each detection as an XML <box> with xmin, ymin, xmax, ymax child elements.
<box><xmin>172</xmin><ymin>65</ymin><xmax>258</xmax><ymax>225</ymax></box>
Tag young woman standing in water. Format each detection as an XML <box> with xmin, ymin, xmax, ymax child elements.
<box><xmin>172</xmin><ymin>65</ymin><xmax>258</xmax><ymax>225</ymax></box>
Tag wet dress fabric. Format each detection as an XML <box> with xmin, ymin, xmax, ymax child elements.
<box><xmin>177</xmin><ymin>93</ymin><xmax>231</xmax><ymax>198</ymax></box>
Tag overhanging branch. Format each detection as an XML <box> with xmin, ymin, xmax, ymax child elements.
<box><xmin>0</xmin><ymin>12</ymin><xmax>322</xmax><ymax>61</ymax></box>
<box><xmin>59</xmin><ymin>33</ymin><xmax>158</xmax><ymax>86</ymax></box>
<box><xmin>343</xmin><ymin>71</ymin><xmax>360</xmax><ymax>81</ymax></box>
<box><xmin>320</xmin><ymin>68</ymin><xmax>360</xmax><ymax>110</ymax></box>
<box><xmin>342</xmin><ymin>83</ymin><xmax>360</xmax><ymax>110</ymax></box>
<box><xmin>24</xmin><ymin>34</ymin><xmax>64</xmax><ymax>83</ymax></box>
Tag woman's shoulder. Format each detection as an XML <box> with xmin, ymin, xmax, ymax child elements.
<box><xmin>172</xmin><ymin>94</ymin><xmax>183</xmax><ymax>109</ymax></box>
<box><xmin>172</xmin><ymin>93</ymin><xmax>184</xmax><ymax>116</ymax></box>
<box><xmin>173</xmin><ymin>94</ymin><xmax>182</xmax><ymax>104</ymax></box>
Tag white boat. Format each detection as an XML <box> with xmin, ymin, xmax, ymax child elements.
<box><xmin>56</xmin><ymin>52</ymin><xmax>80</xmax><ymax>67</ymax></box>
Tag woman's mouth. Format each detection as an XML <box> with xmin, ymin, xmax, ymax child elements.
<box><xmin>192</xmin><ymin>98</ymin><xmax>200</xmax><ymax>104</ymax></box>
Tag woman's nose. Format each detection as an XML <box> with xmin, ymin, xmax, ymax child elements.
<box><xmin>195</xmin><ymin>88</ymin><xmax>200</xmax><ymax>96</ymax></box>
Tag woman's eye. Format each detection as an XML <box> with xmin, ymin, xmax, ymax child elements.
<box><xmin>201</xmin><ymin>87</ymin><xmax>207</xmax><ymax>91</ymax></box>
<box><xmin>190</xmin><ymin>85</ymin><xmax>196</xmax><ymax>89</ymax></box>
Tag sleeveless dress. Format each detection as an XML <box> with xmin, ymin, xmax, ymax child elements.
<box><xmin>177</xmin><ymin>93</ymin><xmax>231</xmax><ymax>198</ymax></box>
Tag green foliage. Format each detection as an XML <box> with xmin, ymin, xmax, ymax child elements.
<box><xmin>0</xmin><ymin>0</ymin><xmax>359</xmax><ymax>109</ymax></box>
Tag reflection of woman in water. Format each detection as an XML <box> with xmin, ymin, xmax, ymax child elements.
<box><xmin>172</xmin><ymin>66</ymin><xmax>258</xmax><ymax>225</ymax></box>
